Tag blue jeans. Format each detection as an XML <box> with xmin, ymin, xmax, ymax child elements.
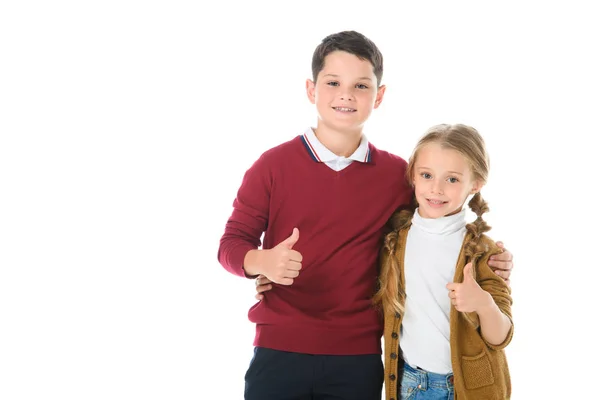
<box><xmin>399</xmin><ymin>363</ymin><xmax>454</xmax><ymax>400</ymax></box>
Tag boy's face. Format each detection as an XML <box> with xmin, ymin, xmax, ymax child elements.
<box><xmin>412</xmin><ymin>143</ymin><xmax>483</xmax><ymax>219</ymax></box>
<box><xmin>306</xmin><ymin>51</ymin><xmax>385</xmax><ymax>134</ymax></box>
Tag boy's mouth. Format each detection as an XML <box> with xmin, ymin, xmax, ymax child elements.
<box><xmin>332</xmin><ymin>107</ymin><xmax>357</xmax><ymax>112</ymax></box>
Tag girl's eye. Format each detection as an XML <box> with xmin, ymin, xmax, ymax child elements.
<box><xmin>448</xmin><ymin>177</ymin><xmax>459</xmax><ymax>183</ymax></box>
<box><xmin>421</xmin><ymin>173</ymin><xmax>432</xmax><ymax>179</ymax></box>
<box><xmin>327</xmin><ymin>81</ymin><xmax>339</xmax><ymax>87</ymax></box>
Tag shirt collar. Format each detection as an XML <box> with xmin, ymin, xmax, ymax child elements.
<box><xmin>300</xmin><ymin>127</ymin><xmax>371</xmax><ymax>163</ymax></box>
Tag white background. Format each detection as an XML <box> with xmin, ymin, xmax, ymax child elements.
<box><xmin>1</xmin><ymin>1</ymin><xmax>598</xmax><ymax>399</ymax></box>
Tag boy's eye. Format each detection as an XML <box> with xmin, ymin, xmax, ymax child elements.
<box><xmin>327</xmin><ymin>81</ymin><xmax>339</xmax><ymax>87</ymax></box>
<box><xmin>356</xmin><ymin>83</ymin><xmax>368</xmax><ymax>89</ymax></box>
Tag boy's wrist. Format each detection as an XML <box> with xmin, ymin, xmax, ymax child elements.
<box><xmin>243</xmin><ymin>249</ymin><xmax>262</xmax><ymax>277</ymax></box>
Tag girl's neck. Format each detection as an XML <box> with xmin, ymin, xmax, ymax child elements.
<box><xmin>416</xmin><ymin>204</ymin><xmax>466</xmax><ymax>219</ymax></box>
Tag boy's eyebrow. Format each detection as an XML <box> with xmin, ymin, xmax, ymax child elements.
<box><xmin>322</xmin><ymin>73</ymin><xmax>373</xmax><ymax>81</ymax></box>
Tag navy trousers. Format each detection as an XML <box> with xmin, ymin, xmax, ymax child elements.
<box><xmin>244</xmin><ymin>347</ymin><xmax>383</xmax><ymax>400</ymax></box>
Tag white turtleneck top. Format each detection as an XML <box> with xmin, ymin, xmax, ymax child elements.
<box><xmin>400</xmin><ymin>208</ymin><xmax>467</xmax><ymax>374</ymax></box>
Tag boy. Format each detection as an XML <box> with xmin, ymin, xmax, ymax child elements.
<box><xmin>217</xmin><ymin>31</ymin><xmax>514</xmax><ymax>400</ymax></box>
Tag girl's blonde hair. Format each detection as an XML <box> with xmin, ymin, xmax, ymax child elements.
<box><xmin>373</xmin><ymin>124</ymin><xmax>492</xmax><ymax>317</ymax></box>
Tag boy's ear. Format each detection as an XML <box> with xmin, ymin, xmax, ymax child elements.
<box><xmin>374</xmin><ymin>84</ymin><xmax>386</xmax><ymax>109</ymax></box>
<box><xmin>306</xmin><ymin>79</ymin><xmax>316</xmax><ymax>104</ymax></box>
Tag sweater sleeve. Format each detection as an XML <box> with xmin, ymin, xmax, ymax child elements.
<box><xmin>217</xmin><ymin>154</ymin><xmax>272</xmax><ymax>278</ymax></box>
<box><xmin>476</xmin><ymin>247</ymin><xmax>514</xmax><ymax>351</ymax></box>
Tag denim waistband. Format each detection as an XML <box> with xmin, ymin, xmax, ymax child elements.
<box><xmin>403</xmin><ymin>363</ymin><xmax>454</xmax><ymax>390</ymax></box>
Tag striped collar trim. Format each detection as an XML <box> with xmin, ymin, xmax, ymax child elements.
<box><xmin>299</xmin><ymin>127</ymin><xmax>371</xmax><ymax>163</ymax></box>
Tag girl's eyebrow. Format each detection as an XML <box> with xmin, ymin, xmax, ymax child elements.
<box><xmin>417</xmin><ymin>166</ymin><xmax>464</xmax><ymax>176</ymax></box>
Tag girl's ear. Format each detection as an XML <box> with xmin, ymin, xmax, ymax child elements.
<box><xmin>471</xmin><ymin>180</ymin><xmax>484</xmax><ymax>194</ymax></box>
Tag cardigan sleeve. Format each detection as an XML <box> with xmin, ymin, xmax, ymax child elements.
<box><xmin>475</xmin><ymin>247</ymin><xmax>514</xmax><ymax>351</ymax></box>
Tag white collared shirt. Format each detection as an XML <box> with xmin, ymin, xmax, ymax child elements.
<box><xmin>301</xmin><ymin>127</ymin><xmax>371</xmax><ymax>171</ymax></box>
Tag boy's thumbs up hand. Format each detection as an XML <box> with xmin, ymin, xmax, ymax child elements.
<box><xmin>280</xmin><ymin>227</ymin><xmax>299</xmax><ymax>249</ymax></box>
<box><xmin>260</xmin><ymin>228</ymin><xmax>303</xmax><ymax>285</ymax></box>
<box><xmin>446</xmin><ymin>263</ymin><xmax>489</xmax><ymax>313</ymax></box>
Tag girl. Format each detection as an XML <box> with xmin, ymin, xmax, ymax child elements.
<box><xmin>373</xmin><ymin>123</ymin><xmax>513</xmax><ymax>399</ymax></box>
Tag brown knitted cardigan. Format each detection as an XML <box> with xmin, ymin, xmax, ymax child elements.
<box><xmin>381</xmin><ymin>228</ymin><xmax>513</xmax><ymax>400</ymax></box>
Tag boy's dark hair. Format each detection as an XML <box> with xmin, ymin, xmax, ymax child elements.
<box><xmin>312</xmin><ymin>31</ymin><xmax>384</xmax><ymax>86</ymax></box>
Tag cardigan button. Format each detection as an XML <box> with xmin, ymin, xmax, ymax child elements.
<box><xmin>391</xmin><ymin>332</ymin><xmax>398</xmax><ymax>339</ymax></box>
<box><xmin>389</xmin><ymin>374</ymin><xmax>396</xmax><ymax>381</ymax></box>
<box><xmin>394</xmin><ymin>312</ymin><xmax>401</xmax><ymax>318</ymax></box>
<box><xmin>391</xmin><ymin>352</ymin><xmax>397</xmax><ymax>359</ymax></box>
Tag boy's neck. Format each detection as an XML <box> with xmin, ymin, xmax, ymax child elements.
<box><xmin>313</xmin><ymin>124</ymin><xmax>363</xmax><ymax>158</ymax></box>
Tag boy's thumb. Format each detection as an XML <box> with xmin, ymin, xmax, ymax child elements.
<box><xmin>282</xmin><ymin>227</ymin><xmax>299</xmax><ymax>248</ymax></box>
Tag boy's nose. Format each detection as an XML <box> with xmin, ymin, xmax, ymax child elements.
<box><xmin>339</xmin><ymin>89</ymin><xmax>355</xmax><ymax>101</ymax></box>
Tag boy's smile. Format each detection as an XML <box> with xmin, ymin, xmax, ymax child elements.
<box><xmin>332</xmin><ymin>106</ymin><xmax>357</xmax><ymax>113</ymax></box>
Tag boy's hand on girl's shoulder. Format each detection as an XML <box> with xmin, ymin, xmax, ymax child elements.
<box><xmin>487</xmin><ymin>241</ymin><xmax>513</xmax><ymax>286</ymax></box>
<box><xmin>244</xmin><ymin>228</ymin><xmax>303</xmax><ymax>286</ymax></box>
<box><xmin>255</xmin><ymin>275</ymin><xmax>273</xmax><ymax>301</ymax></box>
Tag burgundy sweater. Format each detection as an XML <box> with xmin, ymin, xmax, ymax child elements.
<box><xmin>218</xmin><ymin>135</ymin><xmax>413</xmax><ymax>355</ymax></box>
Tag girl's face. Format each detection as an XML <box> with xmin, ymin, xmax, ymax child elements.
<box><xmin>412</xmin><ymin>142</ymin><xmax>483</xmax><ymax>219</ymax></box>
